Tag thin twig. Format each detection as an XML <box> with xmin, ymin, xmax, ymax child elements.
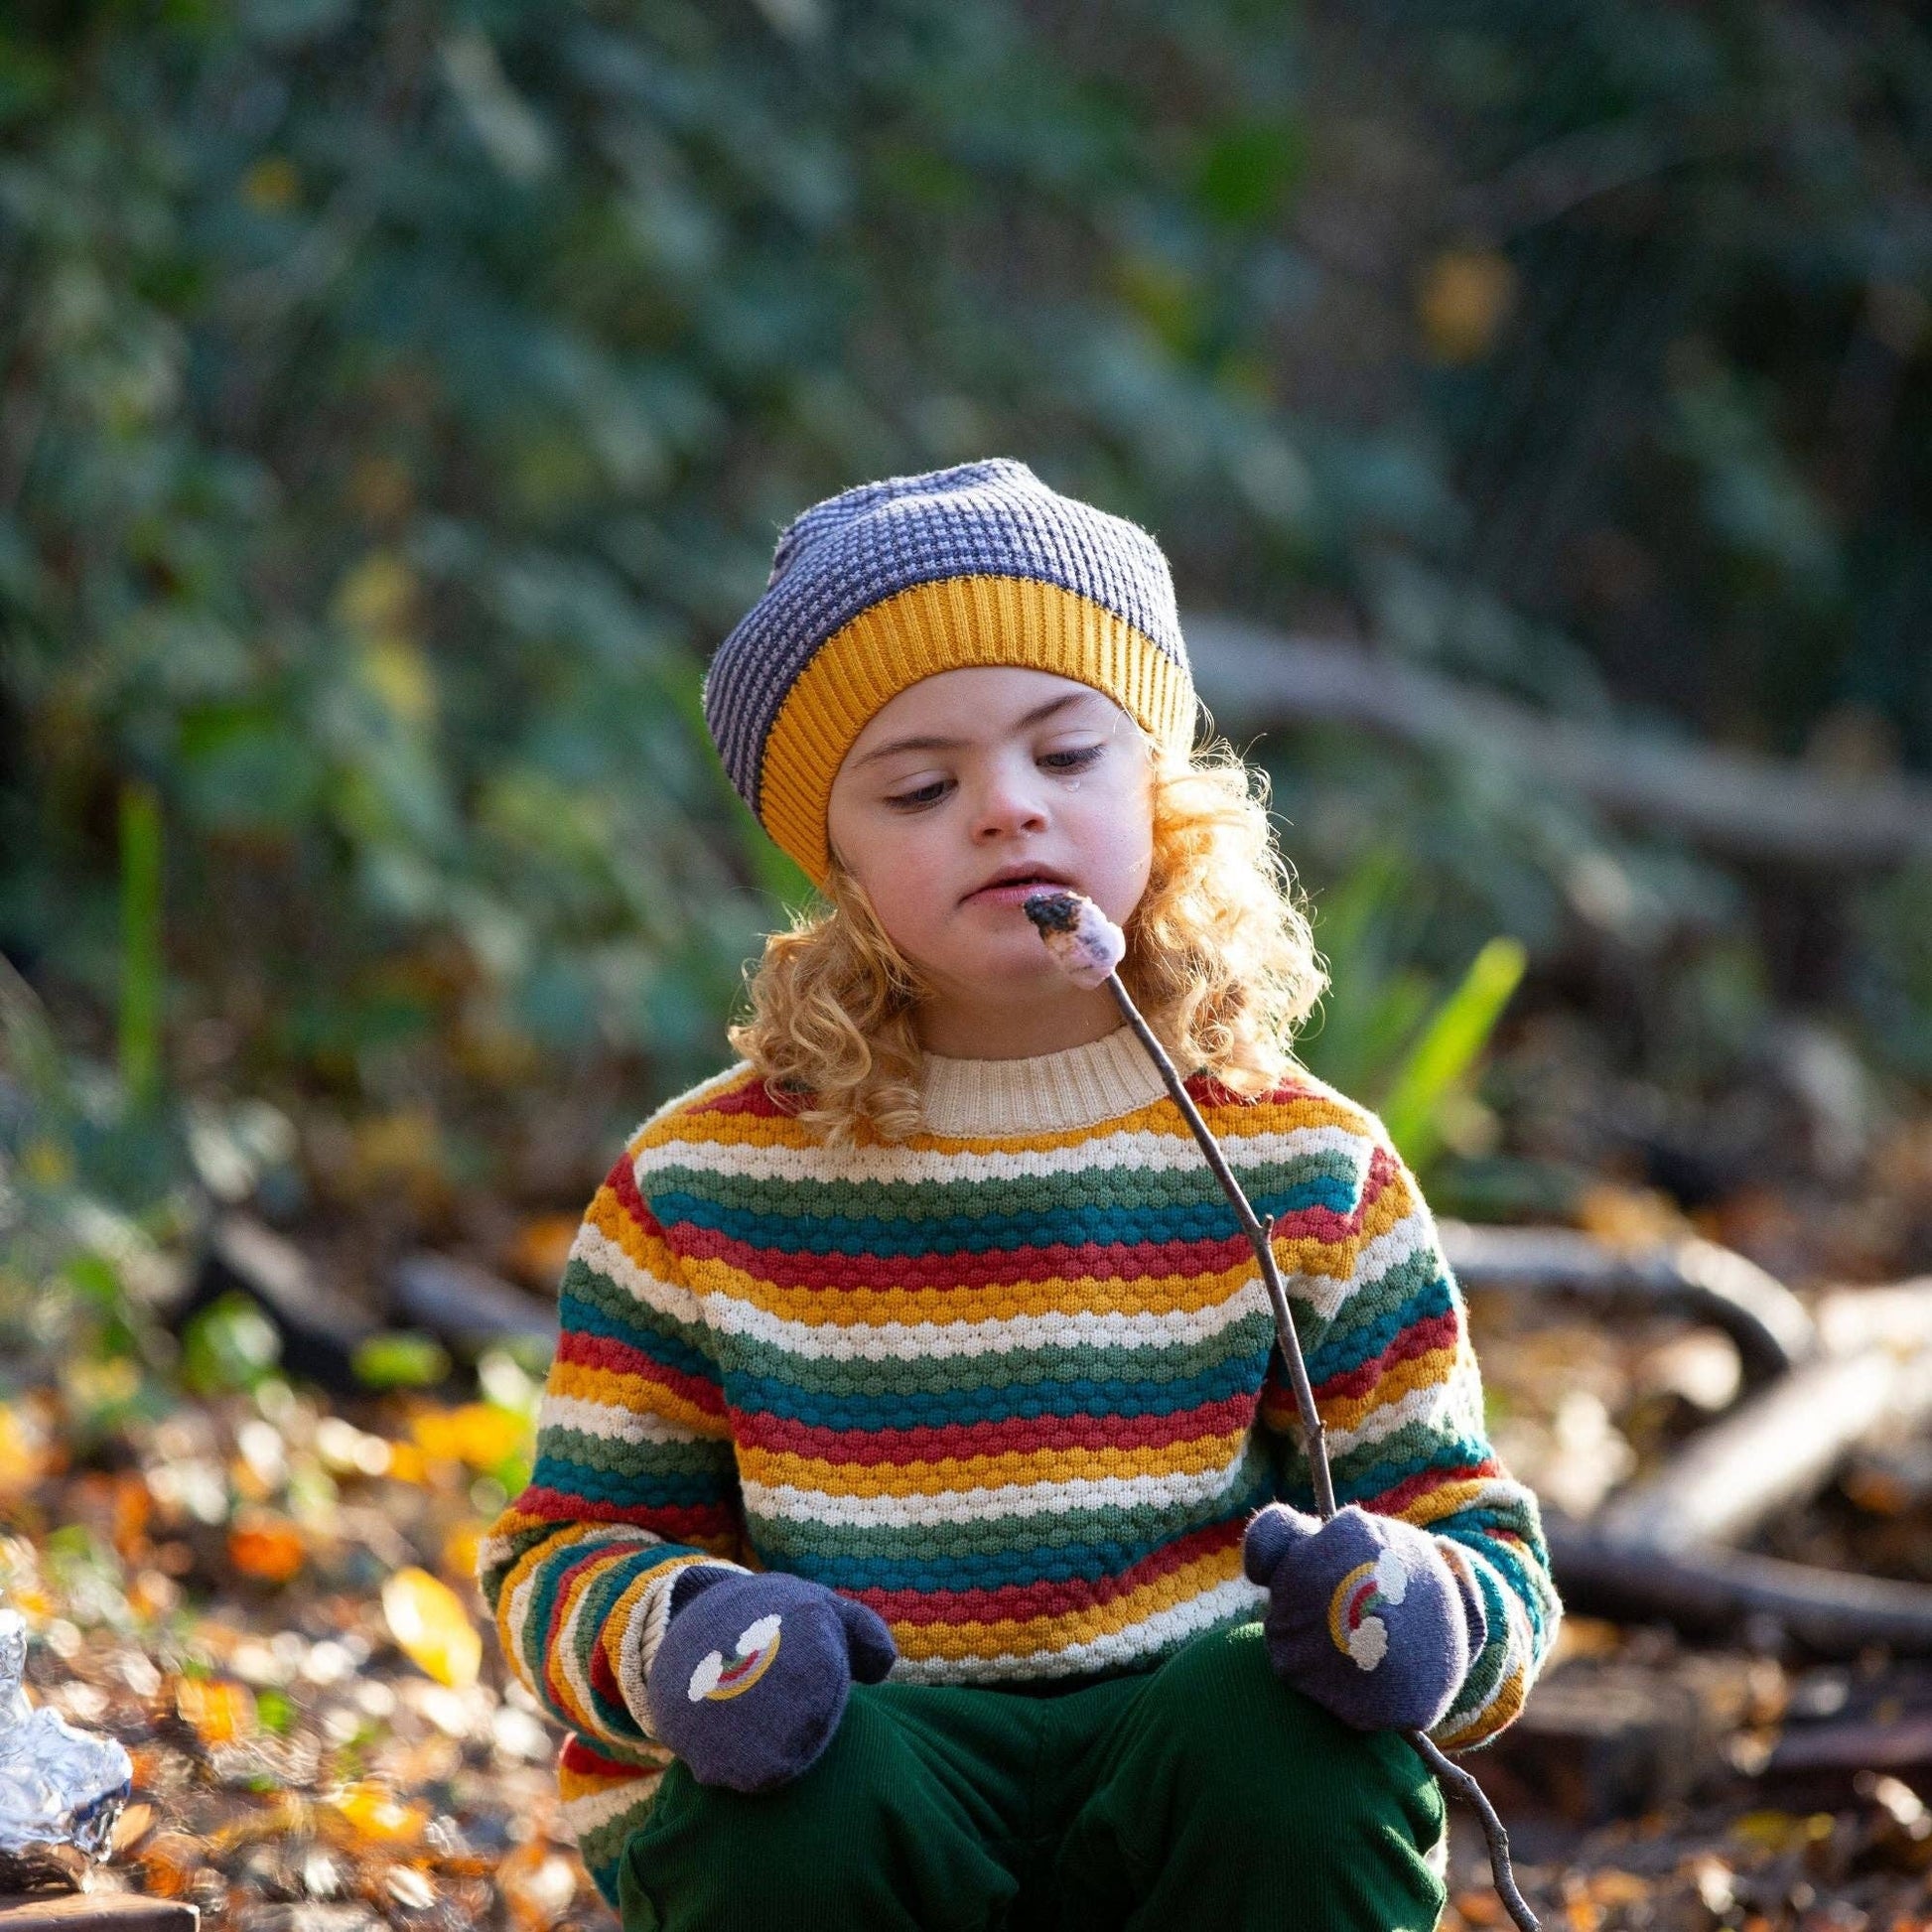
<box><xmin>1102</xmin><ymin>974</ymin><xmax>1538</xmax><ymax>1932</ymax></box>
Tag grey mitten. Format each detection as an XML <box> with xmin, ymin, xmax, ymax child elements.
<box><xmin>1241</xmin><ymin>1503</ymin><xmax>1485</xmax><ymax>1733</ymax></box>
<box><xmin>643</xmin><ymin>1568</ymin><xmax>897</xmax><ymax>1793</ymax></box>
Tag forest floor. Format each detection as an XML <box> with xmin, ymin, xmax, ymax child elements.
<box><xmin>5</xmin><ymin>1109</ymin><xmax>1932</xmax><ymax>1932</ymax></box>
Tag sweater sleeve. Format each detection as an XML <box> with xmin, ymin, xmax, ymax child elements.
<box><xmin>1258</xmin><ymin>1110</ymin><xmax>1561</xmax><ymax>1752</ymax></box>
<box><xmin>478</xmin><ymin>1140</ymin><xmax>749</xmax><ymax>1758</ymax></box>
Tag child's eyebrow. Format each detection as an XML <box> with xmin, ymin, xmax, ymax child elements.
<box><xmin>851</xmin><ymin>691</ymin><xmax>1095</xmax><ymax>767</ymax></box>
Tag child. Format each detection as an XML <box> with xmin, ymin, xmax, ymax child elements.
<box><xmin>481</xmin><ymin>459</ymin><xmax>1560</xmax><ymax>1932</ymax></box>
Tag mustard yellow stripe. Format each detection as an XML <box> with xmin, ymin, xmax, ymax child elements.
<box><xmin>631</xmin><ymin>1075</ymin><xmax>1374</xmax><ymax>1162</ymax></box>
<box><xmin>891</xmin><ymin>1545</ymin><xmax>1243</xmax><ymax>1664</ymax></box>
<box><xmin>1320</xmin><ymin>1344</ymin><xmax>1460</xmax><ymax>1433</ymax></box>
<box><xmin>1436</xmin><ymin>1660</ymin><xmax>1528</xmax><ymax>1750</ymax></box>
<box><xmin>1392</xmin><ymin>1476</ymin><xmax>1516</xmax><ymax>1529</ymax></box>
<box><xmin>739</xmin><ymin>1430</ymin><xmax>1248</xmax><ymax>1498</ymax></box>
<box><xmin>559</xmin><ymin>1759</ymin><xmax>653</xmax><ymax>1802</ymax></box>
<box><xmin>683</xmin><ymin>1246</ymin><xmax>1270</xmax><ymax>1328</ymax></box>
<box><xmin>550</xmin><ymin>1361</ymin><xmax>729</xmax><ymax>1438</ymax></box>
<box><xmin>583</xmin><ymin>1180</ymin><xmax>685</xmax><ymax>1281</ymax></box>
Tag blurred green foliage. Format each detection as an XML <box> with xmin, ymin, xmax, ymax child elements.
<box><xmin>0</xmin><ymin>0</ymin><xmax>1926</xmax><ymax>1250</ymax></box>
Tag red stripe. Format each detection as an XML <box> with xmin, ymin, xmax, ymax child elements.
<box><xmin>675</xmin><ymin>1221</ymin><xmax>1261</xmax><ymax>1294</ymax></box>
<box><xmin>589</xmin><ymin>1635</ymin><xmax>623</xmax><ymax>1711</ymax></box>
<box><xmin>705</xmin><ymin>1076</ymin><xmax>806</xmax><ymax>1119</ymax></box>
<box><xmin>556</xmin><ymin>1330</ymin><xmax>725</xmax><ymax>1417</ymax></box>
<box><xmin>1357</xmin><ymin>1460</ymin><xmax>1499</xmax><ymax>1517</ymax></box>
<box><xmin>732</xmin><ymin>1391</ymin><xmax>1253</xmax><ymax>1466</ymax></box>
<box><xmin>608</xmin><ymin>1152</ymin><xmax>666</xmax><ymax>1238</ymax></box>
<box><xmin>1313</xmin><ymin>1310</ymin><xmax>1458</xmax><ymax>1406</ymax></box>
<box><xmin>515</xmin><ymin>1488</ymin><xmax>735</xmax><ymax>1540</ymax></box>
<box><xmin>861</xmin><ymin>1518</ymin><xmax>1242</xmax><ymax>1627</ymax></box>
<box><xmin>660</xmin><ymin>1150</ymin><xmax>1385</xmax><ymax>1298</ymax></box>
<box><xmin>561</xmin><ymin>1734</ymin><xmax>648</xmax><ymax>1779</ymax></box>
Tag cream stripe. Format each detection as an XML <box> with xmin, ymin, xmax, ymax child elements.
<box><xmin>539</xmin><ymin>1393</ymin><xmax>711</xmax><ymax>1448</ymax></box>
<box><xmin>574</xmin><ymin>1222</ymin><xmax>703</xmax><ymax>1328</ymax></box>
<box><xmin>634</xmin><ymin>1121</ymin><xmax>1373</xmax><ymax>1189</ymax></box>
<box><xmin>890</xmin><ymin>1577</ymin><xmax>1265</xmax><ymax>1682</ymax></box>
<box><xmin>704</xmin><ymin>1280</ymin><xmax>1272</xmax><ymax>1362</ymax></box>
<box><xmin>742</xmin><ymin>1444</ymin><xmax>1263</xmax><ymax>1529</ymax></box>
<box><xmin>1350</xmin><ymin>1210</ymin><xmax>1441</xmax><ymax>1293</ymax></box>
<box><xmin>1323</xmin><ymin>1373</ymin><xmax>1464</xmax><ymax>1454</ymax></box>
<box><xmin>562</xmin><ymin>1778</ymin><xmax>660</xmax><ymax>1838</ymax></box>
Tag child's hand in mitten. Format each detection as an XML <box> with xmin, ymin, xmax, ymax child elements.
<box><xmin>643</xmin><ymin>1568</ymin><xmax>897</xmax><ymax>1793</ymax></box>
<box><xmin>1241</xmin><ymin>1503</ymin><xmax>1485</xmax><ymax>1733</ymax></box>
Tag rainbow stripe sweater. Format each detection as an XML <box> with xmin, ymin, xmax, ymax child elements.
<box><xmin>480</xmin><ymin>1027</ymin><xmax>1560</xmax><ymax>1897</ymax></box>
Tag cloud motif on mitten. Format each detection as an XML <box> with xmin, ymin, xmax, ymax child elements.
<box><xmin>644</xmin><ymin>1569</ymin><xmax>897</xmax><ymax>1791</ymax></box>
<box><xmin>1242</xmin><ymin>1503</ymin><xmax>1476</xmax><ymax>1732</ymax></box>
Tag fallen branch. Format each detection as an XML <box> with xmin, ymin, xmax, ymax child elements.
<box><xmin>1182</xmin><ymin>617</ymin><xmax>1932</xmax><ymax>871</ymax></box>
<box><xmin>1814</xmin><ymin>1278</ymin><xmax>1932</xmax><ymax>1355</ymax></box>
<box><xmin>1545</xmin><ymin>1515</ymin><xmax>1932</xmax><ymax>1656</ymax></box>
<box><xmin>389</xmin><ymin>1252</ymin><xmax>559</xmax><ymax>1353</ymax></box>
<box><xmin>1440</xmin><ymin>1221</ymin><xmax>1815</xmax><ymax>1383</ymax></box>
<box><xmin>1593</xmin><ymin>1346</ymin><xmax>1932</xmax><ymax>1552</ymax></box>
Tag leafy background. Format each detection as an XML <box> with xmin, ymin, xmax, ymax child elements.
<box><xmin>5</xmin><ymin>0</ymin><xmax>1929</xmax><ymax>1241</ymax></box>
<box><xmin>2</xmin><ymin>7</ymin><xmax>1931</xmax><ymax>1928</ymax></box>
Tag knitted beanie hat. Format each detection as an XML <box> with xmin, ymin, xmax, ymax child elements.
<box><xmin>701</xmin><ymin>458</ymin><xmax>1198</xmax><ymax>885</ymax></box>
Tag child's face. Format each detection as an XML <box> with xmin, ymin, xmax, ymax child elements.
<box><xmin>826</xmin><ymin>667</ymin><xmax>1155</xmax><ymax>1025</ymax></box>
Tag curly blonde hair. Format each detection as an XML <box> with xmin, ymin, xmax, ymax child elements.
<box><xmin>726</xmin><ymin>726</ymin><xmax>1327</xmax><ymax>1146</ymax></box>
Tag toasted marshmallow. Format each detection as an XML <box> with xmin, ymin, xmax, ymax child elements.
<box><xmin>1021</xmin><ymin>890</ymin><xmax>1126</xmax><ymax>990</ymax></box>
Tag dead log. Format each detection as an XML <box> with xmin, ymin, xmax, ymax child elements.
<box><xmin>1545</xmin><ymin>1515</ymin><xmax>1932</xmax><ymax>1656</ymax></box>
<box><xmin>1184</xmin><ymin>617</ymin><xmax>1932</xmax><ymax>871</ymax></box>
<box><xmin>1815</xmin><ymin>1278</ymin><xmax>1932</xmax><ymax>1355</ymax></box>
<box><xmin>1593</xmin><ymin>1347</ymin><xmax>1932</xmax><ymax>1552</ymax></box>
<box><xmin>1440</xmin><ymin>1221</ymin><xmax>1815</xmax><ymax>1382</ymax></box>
<box><xmin>388</xmin><ymin>1252</ymin><xmax>558</xmax><ymax>1353</ymax></box>
<box><xmin>1484</xmin><ymin>1663</ymin><xmax>1725</xmax><ymax>1823</ymax></box>
<box><xmin>1766</xmin><ymin>1715</ymin><xmax>1932</xmax><ymax>1775</ymax></box>
<box><xmin>0</xmin><ymin>1901</ymin><xmax>197</xmax><ymax>1932</ymax></box>
<box><xmin>173</xmin><ymin>1215</ymin><xmax>379</xmax><ymax>1392</ymax></box>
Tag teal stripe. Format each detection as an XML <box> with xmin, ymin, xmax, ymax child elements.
<box><xmin>720</xmin><ymin>1314</ymin><xmax>1275</xmax><ymax>1400</ymax></box>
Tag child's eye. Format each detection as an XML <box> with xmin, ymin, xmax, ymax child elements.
<box><xmin>883</xmin><ymin>745</ymin><xmax>1101</xmax><ymax>811</ymax></box>
<box><xmin>885</xmin><ymin>779</ymin><xmax>951</xmax><ymax>810</ymax></box>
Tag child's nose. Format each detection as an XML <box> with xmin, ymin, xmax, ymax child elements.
<box><xmin>968</xmin><ymin>759</ymin><xmax>1049</xmax><ymax>839</ymax></box>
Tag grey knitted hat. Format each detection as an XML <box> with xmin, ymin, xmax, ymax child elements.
<box><xmin>700</xmin><ymin>458</ymin><xmax>1197</xmax><ymax>884</ymax></box>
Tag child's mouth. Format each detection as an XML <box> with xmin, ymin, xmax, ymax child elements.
<box><xmin>966</xmin><ymin>875</ymin><xmax>1066</xmax><ymax>904</ymax></box>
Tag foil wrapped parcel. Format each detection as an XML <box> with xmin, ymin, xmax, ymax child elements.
<box><xmin>0</xmin><ymin>1605</ymin><xmax>132</xmax><ymax>1861</ymax></box>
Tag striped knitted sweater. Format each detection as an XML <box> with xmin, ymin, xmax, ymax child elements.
<box><xmin>480</xmin><ymin>1027</ymin><xmax>1560</xmax><ymax>1899</ymax></box>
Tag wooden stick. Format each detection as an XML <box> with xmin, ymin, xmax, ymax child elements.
<box><xmin>1100</xmin><ymin>974</ymin><xmax>1539</xmax><ymax>1932</ymax></box>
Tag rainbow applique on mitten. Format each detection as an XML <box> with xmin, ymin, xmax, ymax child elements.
<box><xmin>1242</xmin><ymin>1503</ymin><xmax>1483</xmax><ymax>1733</ymax></box>
<box><xmin>643</xmin><ymin>1568</ymin><xmax>897</xmax><ymax>1793</ymax></box>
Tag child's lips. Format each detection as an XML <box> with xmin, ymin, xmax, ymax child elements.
<box><xmin>964</xmin><ymin>878</ymin><xmax>1071</xmax><ymax>905</ymax></box>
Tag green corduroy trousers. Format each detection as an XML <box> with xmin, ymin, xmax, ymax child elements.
<box><xmin>616</xmin><ymin>1619</ymin><xmax>1449</xmax><ymax>1932</ymax></box>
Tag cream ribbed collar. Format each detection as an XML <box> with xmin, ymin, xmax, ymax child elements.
<box><xmin>917</xmin><ymin>1025</ymin><xmax>1172</xmax><ymax>1138</ymax></box>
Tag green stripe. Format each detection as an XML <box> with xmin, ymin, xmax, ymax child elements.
<box><xmin>537</xmin><ymin>1427</ymin><xmax>736</xmax><ymax>1480</ymax></box>
<box><xmin>720</xmin><ymin>1312</ymin><xmax>1276</xmax><ymax>1397</ymax></box>
<box><xmin>562</xmin><ymin>1252</ymin><xmax>713</xmax><ymax>1360</ymax></box>
<box><xmin>646</xmin><ymin>1146</ymin><xmax>1363</xmax><ymax>1222</ymax></box>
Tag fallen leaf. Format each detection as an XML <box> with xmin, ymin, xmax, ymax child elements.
<box><xmin>382</xmin><ymin>1565</ymin><xmax>482</xmax><ymax>1688</ymax></box>
<box><xmin>228</xmin><ymin>1512</ymin><xmax>307</xmax><ymax>1585</ymax></box>
<box><xmin>176</xmin><ymin>1675</ymin><xmax>258</xmax><ymax>1745</ymax></box>
<box><xmin>411</xmin><ymin>1404</ymin><xmax>529</xmax><ymax>1471</ymax></box>
<box><xmin>109</xmin><ymin>1801</ymin><xmax>155</xmax><ymax>1854</ymax></box>
<box><xmin>323</xmin><ymin>1779</ymin><xmax>429</xmax><ymax>1847</ymax></box>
